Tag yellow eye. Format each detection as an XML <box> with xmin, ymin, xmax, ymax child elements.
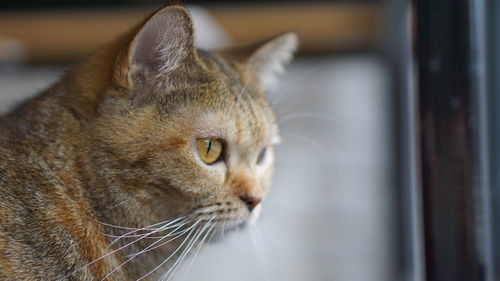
<box><xmin>196</xmin><ymin>138</ymin><xmax>223</xmax><ymax>164</ymax></box>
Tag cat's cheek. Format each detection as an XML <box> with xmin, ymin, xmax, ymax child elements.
<box><xmin>256</xmin><ymin>148</ymin><xmax>274</xmax><ymax>181</ymax></box>
<box><xmin>204</xmin><ymin>167</ymin><xmax>226</xmax><ymax>190</ymax></box>
<box><xmin>197</xmin><ymin>157</ymin><xmax>226</xmax><ymax>182</ymax></box>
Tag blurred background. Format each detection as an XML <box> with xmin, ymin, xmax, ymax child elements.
<box><xmin>0</xmin><ymin>1</ymin><xmax>405</xmax><ymax>281</ymax></box>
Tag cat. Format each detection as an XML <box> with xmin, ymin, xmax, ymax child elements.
<box><xmin>0</xmin><ymin>5</ymin><xmax>297</xmax><ymax>281</ymax></box>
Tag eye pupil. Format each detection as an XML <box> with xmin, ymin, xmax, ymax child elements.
<box><xmin>207</xmin><ymin>139</ymin><xmax>212</xmax><ymax>153</ymax></box>
<box><xmin>257</xmin><ymin>147</ymin><xmax>267</xmax><ymax>164</ymax></box>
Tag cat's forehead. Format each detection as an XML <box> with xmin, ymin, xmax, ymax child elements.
<box><xmin>197</xmin><ymin>48</ymin><xmax>260</xmax><ymax>97</ymax></box>
<box><xmin>172</xmin><ymin>98</ymin><xmax>277</xmax><ymax>147</ymax></box>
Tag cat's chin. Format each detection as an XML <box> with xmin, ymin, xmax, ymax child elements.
<box><xmin>205</xmin><ymin>220</ymin><xmax>247</xmax><ymax>244</ymax></box>
<box><xmin>206</xmin><ymin>204</ymin><xmax>262</xmax><ymax>244</ymax></box>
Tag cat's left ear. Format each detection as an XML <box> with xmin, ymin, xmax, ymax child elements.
<box><xmin>248</xmin><ymin>32</ymin><xmax>298</xmax><ymax>91</ymax></box>
<box><xmin>220</xmin><ymin>32</ymin><xmax>298</xmax><ymax>92</ymax></box>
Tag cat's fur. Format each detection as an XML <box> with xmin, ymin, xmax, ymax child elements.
<box><xmin>0</xmin><ymin>5</ymin><xmax>297</xmax><ymax>281</ymax></box>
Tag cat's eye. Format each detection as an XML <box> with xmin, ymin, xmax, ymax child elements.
<box><xmin>196</xmin><ymin>138</ymin><xmax>223</xmax><ymax>164</ymax></box>
<box><xmin>257</xmin><ymin>147</ymin><xmax>267</xmax><ymax>165</ymax></box>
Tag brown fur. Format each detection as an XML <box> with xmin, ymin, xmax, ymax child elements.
<box><xmin>0</xmin><ymin>5</ymin><xmax>296</xmax><ymax>280</ymax></box>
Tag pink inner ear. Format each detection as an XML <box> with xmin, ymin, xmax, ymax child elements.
<box><xmin>131</xmin><ymin>8</ymin><xmax>194</xmax><ymax>77</ymax></box>
<box><xmin>133</xmin><ymin>17</ymin><xmax>166</xmax><ymax>72</ymax></box>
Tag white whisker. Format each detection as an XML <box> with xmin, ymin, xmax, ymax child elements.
<box><xmin>160</xmin><ymin>216</ymin><xmax>216</xmax><ymax>281</ymax></box>
<box><xmin>102</xmin><ymin>233</ymin><xmax>164</xmax><ymax>239</ymax></box>
<box><xmin>278</xmin><ymin>112</ymin><xmax>337</xmax><ymax>125</ymax></box>
<box><xmin>134</xmin><ymin>217</ymin><xmax>206</xmax><ymax>281</ymax></box>
<box><xmin>125</xmin><ymin>217</ymin><xmax>204</xmax><ymax>258</ymax></box>
<box><xmin>100</xmin><ymin>218</ymin><xmax>196</xmax><ymax>281</ymax></box>
<box><xmin>58</xmin><ymin>217</ymin><xmax>188</xmax><ymax>281</ymax></box>
<box><xmin>99</xmin><ymin>218</ymin><xmax>192</xmax><ymax>242</ymax></box>
<box><xmin>270</xmin><ymin>64</ymin><xmax>323</xmax><ymax>105</ymax></box>
<box><xmin>109</xmin><ymin>217</ymin><xmax>189</xmax><ymax>247</ymax></box>
<box><xmin>248</xmin><ymin>226</ymin><xmax>272</xmax><ymax>281</ymax></box>
<box><xmin>235</xmin><ymin>76</ymin><xmax>251</xmax><ymax>109</ymax></box>
<box><xmin>220</xmin><ymin>220</ymin><xmax>228</xmax><ymax>241</ymax></box>
<box><xmin>177</xmin><ymin>222</ymin><xmax>217</xmax><ymax>281</ymax></box>
<box><xmin>281</xmin><ymin>132</ymin><xmax>328</xmax><ymax>153</ymax></box>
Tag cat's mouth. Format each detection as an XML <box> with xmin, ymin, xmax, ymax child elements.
<box><xmin>203</xmin><ymin>220</ymin><xmax>247</xmax><ymax>244</ymax></box>
<box><xmin>179</xmin><ymin>201</ymin><xmax>262</xmax><ymax>244</ymax></box>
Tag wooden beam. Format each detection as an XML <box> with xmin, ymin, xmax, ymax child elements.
<box><xmin>0</xmin><ymin>3</ymin><xmax>381</xmax><ymax>63</ymax></box>
<box><xmin>208</xmin><ymin>3</ymin><xmax>381</xmax><ymax>53</ymax></box>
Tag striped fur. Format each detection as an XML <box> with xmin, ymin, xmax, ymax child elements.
<box><xmin>0</xmin><ymin>5</ymin><xmax>296</xmax><ymax>280</ymax></box>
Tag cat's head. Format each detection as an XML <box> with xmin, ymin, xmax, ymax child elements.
<box><xmin>91</xmin><ymin>6</ymin><xmax>297</xmax><ymax>236</ymax></box>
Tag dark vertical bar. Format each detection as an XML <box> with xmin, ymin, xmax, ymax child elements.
<box><xmin>487</xmin><ymin>1</ymin><xmax>500</xmax><ymax>280</ymax></box>
<box><xmin>414</xmin><ymin>0</ymin><xmax>492</xmax><ymax>281</ymax></box>
<box><xmin>385</xmin><ymin>1</ymin><xmax>424</xmax><ymax>280</ymax></box>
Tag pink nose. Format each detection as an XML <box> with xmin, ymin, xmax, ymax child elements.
<box><xmin>239</xmin><ymin>196</ymin><xmax>261</xmax><ymax>212</ymax></box>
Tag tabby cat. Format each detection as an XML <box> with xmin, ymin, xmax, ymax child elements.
<box><xmin>0</xmin><ymin>5</ymin><xmax>297</xmax><ymax>281</ymax></box>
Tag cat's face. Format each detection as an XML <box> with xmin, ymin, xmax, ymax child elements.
<box><xmin>154</xmin><ymin>87</ymin><xmax>278</xmax><ymax>230</ymax></box>
<box><xmin>91</xmin><ymin>6</ymin><xmax>296</xmax><ymax>241</ymax></box>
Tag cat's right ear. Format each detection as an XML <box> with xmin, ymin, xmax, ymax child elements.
<box><xmin>114</xmin><ymin>6</ymin><xmax>196</xmax><ymax>99</ymax></box>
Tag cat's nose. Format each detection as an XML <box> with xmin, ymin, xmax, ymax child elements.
<box><xmin>239</xmin><ymin>195</ymin><xmax>261</xmax><ymax>212</ymax></box>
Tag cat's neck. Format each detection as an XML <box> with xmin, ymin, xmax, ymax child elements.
<box><xmin>0</xmin><ymin>32</ymin><xmax>135</xmax><ymax>213</ymax></box>
<box><xmin>0</xmin><ymin>29</ymin><xmax>133</xmax><ymax>147</ymax></box>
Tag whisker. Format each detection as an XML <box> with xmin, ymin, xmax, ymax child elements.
<box><xmin>96</xmin><ymin>222</ymin><xmax>143</xmax><ymax>231</ymax></box>
<box><xmin>280</xmin><ymin>132</ymin><xmax>328</xmax><ymax>153</ymax></box>
<box><xmin>220</xmin><ymin>220</ymin><xmax>228</xmax><ymax>241</ymax></box>
<box><xmin>134</xmin><ymin>217</ymin><xmax>207</xmax><ymax>281</ymax></box>
<box><xmin>159</xmin><ymin>228</ymin><xmax>206</xmax><ymax>281</ymax></box>
<box><xmin>102</xmin><ymin>233</ymin><xmax>164</xmax><ymax>239</ymax></box>
<box><xmin>235</xmin><ymin>76</ymin><xmax>251</xmax><ymax>109</ymax></box>
<box><xmin>102</xmin><ymin>196</ymin><xmax>140</xmax><ymax>212</ymax></box>
<box><xmin>95</xmin><ymin>214</ymin><xmax>187</xmax><ymax>232</ymax></box>
<box><xmin>109</xmin><ymin>217</ymin><xmax>189</xmax><ymax>247</ymax></box>
<box><xmin>177</xmin><ymin>222</ymin><xmax>218</xmax><ymax>281</ymax></box>
<box><xmin>259</xmin><ymin>218</ymin><xmax>289</xmax><ymax>251</ymax></box>
<box><xmin>125</xmin><ymin>218</ymin><xmax>203</xmax><ymax>258</ymax></box>
<box><xmin>248</xmin><ymin>226</ymin><xmax>272</xmax><ymax>281</ymax></box>
<box><xmin>100</xmin><ymin>218</ymin><xmax>199</xmax><ymax>281</ymax></box>
<box><xmin>104</xmin><ymin>169</ymin><xmax>131</xmax><ymax>175</ymax></box>
<box><xmin>159</xmin><ymin>216</ymin><xmax>216</xmax><ymax>281</ymax></box>
<box><xmin>269</xmin><ymin>64</ymin><xmax>323</xmax><ymax>105</ymax></box>
<box><xmin>99</xmin><ymin>219</ymin><xmax>192</xmax><ymax>243</ymax></box>
<box><xmin>62</xmin><ymin>219</ymin><xmax>186</xmax><ymax>281</ymax></box>
<box><xmin>278</xmin><ymin>112</ymin><xmax>337</xmax><ymax>125</ymax></box>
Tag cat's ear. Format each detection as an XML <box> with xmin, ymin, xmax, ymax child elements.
<box><xmin>221</xmin><ymin>32</ymin><xmax>298</xmax><ymax>91</ymax></box>
<box><xmin>248</xmin><ymin>32</ymin><xmax>298</xmax><ymax>90</ymax></box>
<box><xmin>115</xmin><ymin>6</ymin><xmax>197</xmax><ymax>94</ymax></box>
